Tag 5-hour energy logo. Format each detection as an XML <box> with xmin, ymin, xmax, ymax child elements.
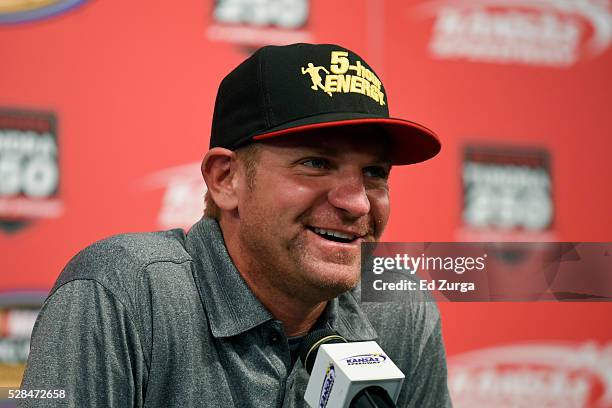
<box><xmin>301</xmin><ymin>51</ymin><xmax>385</xmax><ymax>105</ymax></box>
<box><xmin>0</xmin><ymin>109</ymin><xmax>62</xmax><ymax>230</ymax></box>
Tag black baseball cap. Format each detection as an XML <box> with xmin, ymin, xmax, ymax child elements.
<box><xmin>210</xmin><ymin>43</ymin><xmax>440</xmax><ymax>165</ymax></box>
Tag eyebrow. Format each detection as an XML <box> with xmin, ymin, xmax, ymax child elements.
<box><xmin>301</xmin><ymin>146</ymin><xmax>391</xmax><ymax>165</ymax></box>
<box><xmin>303</xmin><ymin>146</ymin><xmax>341</xmax><ymax>157</ymax></box>
<box><xmin>305</xmin><ymin>146</ymin><xmax>393</xmax><ymax>167</ymax></box>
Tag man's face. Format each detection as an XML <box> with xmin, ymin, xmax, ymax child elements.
<box><xmin>234</xmin><ymin>127</ymin><xmax>391</xmax><ymax>303</ymax></box>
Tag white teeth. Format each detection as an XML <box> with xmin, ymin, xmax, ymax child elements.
<box><xmin>313</xmin><ymin>228</ymin><xmax>357</xmax><ymax>241</ymax></box>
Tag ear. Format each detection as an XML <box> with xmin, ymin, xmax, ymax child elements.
<box><xmin>201</xmin><ymin>147</ymin><xmax>239</xmax><ymax>212</ymax></box>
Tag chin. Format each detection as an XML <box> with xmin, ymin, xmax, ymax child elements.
<box><xmin>303</xmin><ymin>263</ymin><xmax>361</xmax><ymax>298</ymax></box>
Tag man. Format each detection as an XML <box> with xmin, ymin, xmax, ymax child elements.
<box><xmin>20</xmin><ymin>43</ymin><xmax>451</xmax><ymax>407</ymax></box>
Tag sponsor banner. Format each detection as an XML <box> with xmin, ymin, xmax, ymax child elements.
<box><xmin>0</xmin><ymin>109</ymin><xmax>62</xmax><ymax>233</ymax></box>
<box><xmin>0</xmin><ymin>0</ymin><xmax>88</xmax><ymax>24</ymax></box>
<box><xmin>415</xmin><ymin>0</ymin><xmax>612</xmax><ymax>68</ymax></box>
<box><xmin>448</xmin><ymin>341</ymin><xmax>612</xmax><ymax>408</ymax></box>
<box><xmin>0</xmin><ymin>291</ymin><xmax>45</xmax><ymax>388</ymax></box>
<box><xmin>360</xmin><ymin>242</ymin><xmax>612</xmax><ymax>302</ymax></box>
<box><xmin>140</xmin><ymin>162</ymin><xmax>206</xmax><ymax>230</ymax></box>
<box><xmin>207</xmin><ymin>0</ymin><xmax>312</xmax><ymax>47</ymax></box>
<box><xmin>460</xmin><ymin>145</ymin><xmax>553</xmax><ymax>240</ymax></box>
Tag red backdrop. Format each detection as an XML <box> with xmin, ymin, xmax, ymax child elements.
<box><xmin>2</xmin><ymin>0</ymin><xmax>611</xmax><ymax>406</ymax></box>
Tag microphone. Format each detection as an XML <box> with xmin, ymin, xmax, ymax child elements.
<box><xmin>300</xmin><ymin>329</ymin><xmax>404</xmax><ymax>408</ymax></box>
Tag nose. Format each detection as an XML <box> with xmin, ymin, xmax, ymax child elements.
<box><xmin>327</xmin><ymin>173</ymin><xmax>371</xmax><ymax>217</ymax></box>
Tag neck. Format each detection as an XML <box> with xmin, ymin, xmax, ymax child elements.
<box><xmin>236</xmin><ymin>260</ymin><xmax>328</xmax><ymax>336</ymax></box>
<box><xmin>220</xmin><ymin>218</ymin><xmax>327</xmax><ymax>337</ymax></box>
<box><xmin>256</xmin><ymin>290</ymin><xmax>327</xmax><ymax>337</ymax></box>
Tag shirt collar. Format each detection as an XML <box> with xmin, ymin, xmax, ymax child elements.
<box><xmin>186</xmin><ymin>217</ymin><xmax>378</xmax><ymax>341</ymax></box>
<box><xmin>323</xmin><ymin>288</ymin><xmax>378</xmax><ymax>342</ymax></box>
<box><xmin>186</xmin><ymin>217</ymin><xmax>272</xmax><ymax>337</ymax></box>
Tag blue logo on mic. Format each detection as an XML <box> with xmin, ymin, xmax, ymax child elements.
<box><xmin>342</xmin><ymin>353</ymin><xmax>388</xmax><ymax>366</ymax></box>
<box><xmin>318</xmin><ymin>363</ymin><xmax>335</xmax><ymax>407</ymax></box>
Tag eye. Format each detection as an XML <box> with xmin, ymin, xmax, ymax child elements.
<box><xmin>363</xmin><ymin>166</ymin><xmax>390</xmax><ymax>179</ymax></box>
<box><xmin>302</xmin><ymin>158</ymin><xmax>330</xmax><ymax>169</ymax></box>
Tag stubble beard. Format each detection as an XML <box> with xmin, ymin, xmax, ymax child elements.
<box><xmin>238</xmin><ymin>215</ymin><xmax>361</xmax><ymax>305</ymax></box>
<box><xmin>289</xmin><ymin>232</ymin><xmax>361</xmax><ymax>301</ymax></box>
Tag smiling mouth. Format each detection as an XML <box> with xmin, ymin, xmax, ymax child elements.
<box><xmin>308</xmin><ymin>227</ymin><xmax>361</xmax><ymax>244</ymax></box>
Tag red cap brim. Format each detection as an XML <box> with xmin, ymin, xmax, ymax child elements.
<box><xmin>252</xmin><ymin>116</ymin><xmax>441</xmax><ymax>165</ymax></box>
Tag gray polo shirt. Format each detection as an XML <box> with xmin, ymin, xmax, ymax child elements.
<box><xmin>20</xmin><ymin>218</ymin><xmax>451</xmax><ymax>407</ymax></box>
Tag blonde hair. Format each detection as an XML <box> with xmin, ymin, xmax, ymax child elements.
<box><xmin>203</xmin><ymin>143</ymin><xmax>261</xmax><ymax>220</ymax></box>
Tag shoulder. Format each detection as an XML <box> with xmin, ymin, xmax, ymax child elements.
<box><xmin>34</xmin><ymin>229</ymin><xmax>203</xmax><ymax>372</ymax></box>
<box><xmin>51</xmin><ymin>228</ymin><xmax>192</xmax><ymax>302</ymax></box>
